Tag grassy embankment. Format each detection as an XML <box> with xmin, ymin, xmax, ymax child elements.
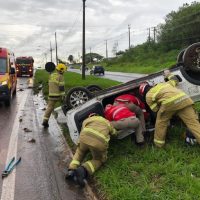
<box><xmin>34</xmin><ymin>68</ymin><xmax>200</xmax><ymax>200</ymax></box>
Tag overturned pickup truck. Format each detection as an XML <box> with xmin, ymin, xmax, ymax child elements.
<box><xmin>56</xmin><ymin>43</ymin><xmax>200</xmax><ymax>145</ymax></box>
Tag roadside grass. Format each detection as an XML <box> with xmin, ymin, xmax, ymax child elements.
<box><xmin>34</xmin><ymin>69</ymin><xmax>200</xmax><ymax>200</ymax></box>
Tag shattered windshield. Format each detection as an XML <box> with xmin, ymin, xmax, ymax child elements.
<box><xmin>0</xmin><ymin>58</ymin><xmax>7</xmax><ymax>73</ymax></box>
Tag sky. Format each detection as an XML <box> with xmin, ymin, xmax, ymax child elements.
<box><xmin>0</xmin><ymin>0</ymin><xmax>196</xmax><ymax>67</ymax></box>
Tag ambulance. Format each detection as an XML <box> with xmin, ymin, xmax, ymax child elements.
<box><xmin>0</xmin><ymin>48</ymin><xmax>17</xmax><ymax>106</ymax></box>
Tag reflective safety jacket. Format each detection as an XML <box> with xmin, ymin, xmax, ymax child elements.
<box><xmin>80</xmin><ymin>116</ymin><xmax>116</xmax><ymax>150</ymax></box>
<box><xmin>104</xmin><ymin>104</ymin><xmax>136</xmax><ymax>121</ymax></box>
<box><xmin>48</xmin><ymin>71</ymin><xmax>65</xmax><ymax>100</ymax></box>
<box><xmin>146</xmin><ymin>74</ymin><xmax>193</xmax><ymax>112</ymax></box>
<box><xmin>114</xmin><ymin>94</ymin><xmax>149</xmax><ymax>120</ymax></box>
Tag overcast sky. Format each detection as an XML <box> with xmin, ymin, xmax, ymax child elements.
<box><xmin>0</xmin><ymin>0</ymin><xmax>196</xmax><ymax>66</ymax></box>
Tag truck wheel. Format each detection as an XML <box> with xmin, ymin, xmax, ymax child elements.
<box><xmin>86</xmin><ymin>85</ymin><xmax>102</xmax><ymax>93</ymax></box>
<box><xmin>65</xmin><ymin>87</ymin><xmax>93</xmax><ymax>109</ymax></box>
<box><xmin>4</xmin><ymin>91</ymin><xmax>11</xmax><ymax>106</ymax></box>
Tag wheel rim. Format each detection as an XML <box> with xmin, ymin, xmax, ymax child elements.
<box><xmin>69</xmin><ymin>90</ymin><xmax>90</xmax><ymax>108</ymax></box>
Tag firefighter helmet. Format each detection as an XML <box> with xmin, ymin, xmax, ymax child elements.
<box><xmin>56</xmin><ymin>63</ymin><xmax>67</xmax><ymax>73</ymax></box>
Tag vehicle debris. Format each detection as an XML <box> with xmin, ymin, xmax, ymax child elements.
<box><xmin>28</xmin><ymin>138</ymin><xmax>36</xmax><ymax>143</ymax></box>
<box><xmin>2</xmin><ymin>157</ymin><xmax>22</xmax><ymax>178</ymax></box>
<box><xmin>23</xmin><ymin>128</ymin><xmax>32</xmax><ymax>132</ymax></box>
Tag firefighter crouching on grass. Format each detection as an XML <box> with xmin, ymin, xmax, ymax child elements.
<box><xmin>42</xmin><ymin>63</ymin><xmax>67</xmax><ymax>128</ymax></box>
<box><xmin>139</xmin><ymin>70</ymin><xmax>200</xmax><ymax>147</ymax></box>
<box><xmin>104</xmin><ymin>103</ymin><xmax>146</xmax><ymax>145</ymax></box>
<box><xmin>66</xmin><ymin>113</ymin><xmax>116</xmax><ymax>187</ymax></box>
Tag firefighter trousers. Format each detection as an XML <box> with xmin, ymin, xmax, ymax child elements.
<box><xmin>111</xmin><ymin>117</ymin><xmax>144</xmax><ymax>143</ymax></box>
<box><xmin>43</xmin><ymin>100</ymin><xmax>57</xmax><ymax>122</ymax></box>
<box><xmin>69</xmin><ymin>142</ymin><xmax>107</xmax><ymax>175</ymax></box>
<box><xmin>154</xmin><ymin>105</ymin><xmax>200</xmax><ymax>147</ymax></box>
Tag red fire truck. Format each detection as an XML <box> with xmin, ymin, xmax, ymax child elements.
<box><xmin>16</xmin><ymin>56</ymin><xmax>34</xmax><ymax>77</ymax></box>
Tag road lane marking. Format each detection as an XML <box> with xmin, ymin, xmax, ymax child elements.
<box><xmin>0</xmin><ymin>91</ymin><xmax>29</xmax><ymax>200</ymax></box>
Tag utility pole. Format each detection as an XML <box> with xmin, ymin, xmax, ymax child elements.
<box><xmin>55</xmin><ymin>32</ymin><xmax>58</xmax><ymax>65</ymax></box>
<box><xmin>105</xmin><ymin>40</ymin><xmax>108</xmax><ymax>59</ymax></box>
<box><xmin>153</xmin><ymin>27</ymin><xmax>156</xmax><ymax>42</ymax></box>
<box><xmin>50</xmin><ymin>41</ymin><xmax>52</xmax><ymax>62</ymax></box>
<box><xmin>148</xmin><ymin>28</ymin><xmax>151</xmax><ymax>43</ymax></box>
<box><xmin>90</xmin><ymin>47</ymin><xmax>92</xmax><ymax>63</ymax></box>
<box><xmin>128</xmin><ymin>24</ymin><xmax>131</xmax><ymax>49</ymax></box>
<box><xmin>82</xmin><ymin>0</ymin><xmax>86</xmax><ymax>80</ymax></box>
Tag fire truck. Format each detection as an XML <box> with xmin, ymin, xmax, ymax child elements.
<box><xmin>0</xmin><ymin>47</ymin><xmax>17</xmax><ymax>106</ymax></box>
<box><xmin>16</xmin><ymin>56</ymin><xmax>34</xmax><ymax>77</ymax></box>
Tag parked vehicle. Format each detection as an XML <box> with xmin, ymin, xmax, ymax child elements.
<box><xmin>90</xmin><ymin>65</ymin><xmax>105</xmax><ymax>75</ymax></box>
<box><xmin>0</xmin><ymin>47</ymin><xmax>17</xmax><ymax>106</ymax></box>
<box><xmin>56</xmin><ymin>43</ymin><xmax>200</xmax><ymax>144</ymax></box>
<box><xmin>16</xmin><ymin>56</ymin><xmax>34</xmax><ymax>77</ymax></box>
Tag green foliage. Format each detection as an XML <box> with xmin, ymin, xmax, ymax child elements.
<box><xmin>157</xmin><ymin>2</ymin><xmax>200</xmax><ymax>50</ymax></box>
<box><xmin>102</xmin><ymin>42</ymin><xmax>179</xmax><ymax>74</ymax></box>
<box><xmin>95</xmin><ymin>126</ymin><xmax>200</xmax><ymax>200</ymax></box>
<box><xmin>85</xmin><ymin>52</ymin><xmax>103</xmax><ymax>64</ymax></box>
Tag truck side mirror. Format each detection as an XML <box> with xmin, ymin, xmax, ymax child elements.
<box><xmin>10</xmin><ymin>67</ymin><xmax>16</xmax><ymax>74</ymax></box>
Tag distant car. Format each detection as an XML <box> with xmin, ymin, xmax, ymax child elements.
<box><xmin>90</xmin><ymin>66</ymin><xmax>105</xmax><ymax>75</ymax></box>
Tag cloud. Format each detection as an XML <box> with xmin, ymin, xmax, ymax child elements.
<box><xmin>0</xmin><ymin>0</ymin><xmax>195</xmax><ymax>66</ymax></box>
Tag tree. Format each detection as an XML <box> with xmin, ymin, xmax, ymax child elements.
<box><xmin>157</xmin><ymin>2</ymin><xmax>200</xmax><ymax>50</ymax></box>
<box><xmin>85</xmin><ymin>53</ymin><xmax>103</xmax><ymax>64</ymax></box>
<box><xmin>68</xmin><ymin>55</ymin><xmax>74</xmax><ymax>63</ymax></box>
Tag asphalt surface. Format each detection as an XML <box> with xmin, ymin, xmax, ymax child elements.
<box><xmin>0</xmin><ymin>78</ymin><xmax>87</xmax><ymax>200</ymax></box>
<box><xmin>69</xmin><ymin>69</ymin><xmax>146</xmax><ymax>83</ymax></box>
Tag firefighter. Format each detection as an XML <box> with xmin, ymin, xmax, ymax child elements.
<box><xmin>139</xmin><ymin>71</ymin><xmax>200</xmax><ymax>147</ymax></box>
<box><xmin>104</xmin><ymin>103</ymin><xmax>145</xmax><ymax>145</ymax></box>
<box><xmin>66</xmin><ymin>113</ymin><xmax>116</xmax><ymax>187</ymax></box>
<box><xmin>42</xmin><ymin>63</ymin><xmax>67</xmax><ymax>128</ymax></box>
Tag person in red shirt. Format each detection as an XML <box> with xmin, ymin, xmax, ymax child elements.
<box><xmin>104</xmin><ymin>103</ymin><xmax>145</xmax><ymax>145</ymax></box>
<box><xmin>114</xmin><ymin>94</ymin><xmax>149</xmax><ymax>121</ymax></box>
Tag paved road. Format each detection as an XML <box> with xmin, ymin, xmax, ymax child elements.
<box><xmin>69</xmin><ymin>69</ymin><xmax>146</xmax><ymax>83</ymax></box>
<box><xmin>0</xmin><ymin>78</ymin><xmax>87</xmax><ymax>200</ymax></box>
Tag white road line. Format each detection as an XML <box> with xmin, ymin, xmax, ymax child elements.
<box><xmin>1</xmin><ymin>91</ymin><xmax>29</xmax><ymax>200</ymax></box>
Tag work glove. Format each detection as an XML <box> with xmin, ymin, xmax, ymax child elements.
<box><xmin>185</xmin><ymin>137</ymin><xmax>197</xmax><ymax>146</ymax></box>
<box><xmin>185</xmin><ymin>129</ymin><xmax>197</xmax><ymax>146</ymax></box>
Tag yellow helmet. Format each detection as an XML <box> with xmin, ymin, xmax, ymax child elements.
<box><xmin>56</xmin><ymin>63</ymin><xmax>67</xmax><ymax>73</ymax></box>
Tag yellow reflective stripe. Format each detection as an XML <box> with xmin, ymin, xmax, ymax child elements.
<box><xmin>167</xmin><ymin>74</ymin><xmax>174</xmax><ymax>79</ymax></box>
<box><xmin>150</xmin><ymin>103</ymin><xmax>158</xmax><ymax>110</ymax></box>
<box><xmin>59</xmin><ymin>82</ymin><xmax>64</xmax><ymax>85</ymax></box>
<box><xmin>83</xmin><ymin>127</ymin><xmax>109</xmax><ymax>143</ymax></box>
<box><xmin>49</xmin><ymin>93</ymin><xmax>61</xmax><ymax>96</ymax></box>
<box><xmin>49</xmin><ymin>80</ymin><xmax>59</xmax><ymax>84</ymax></box>
<box><xmin>92</xmin><ymin>116</ymin><xmax>112</xmax><ymax>132</ymax></box>
<box><xmin>71</xmin><ymin>160</ymin><xmax>80</xmax><ymax>166</ymax></box>
<box><xmin>162</xmin><ymin>93</ymin><xmax>186</xmax><ymax>105</ymax></box>
<box><xmin>85</xmin><ymin>161</ymin><xmax>95</xmax><ymax>173</ymax></box>
<box><xmin>154</xmin><ymin>139</ymin><xmax>165</xmax><ymax>144</ymax></box>
<box><xmin>43</xmin><ymin>117</ymin><xmax>49</xmax><ymax>120</ymax></box>
<box><xmin>152</xmin><ymin>84</ymin><xmax>169</xmax><ymax>101</ymax></box>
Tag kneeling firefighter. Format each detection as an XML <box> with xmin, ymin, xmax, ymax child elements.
<box><xmin>139</xmin><ymin>71</ymin><xmax>200</xmax><ymax>147</ymax></box>
<box><xmin>66</xmin><ymin>114</ymin><xmax>116</xmax><ymax>187</ymax></box>
<box><xmin>42</xmin><ymin>63</ymin><xmax>67</xmax><ymax>128</ymax></box>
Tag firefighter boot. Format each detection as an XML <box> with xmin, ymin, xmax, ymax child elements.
<box><xmin>42</xmin><ymin>120</ymin><xmax>49</xmax><ymax>128</ymax></box>
<box><xmin>65</xmin><ymin>169</ymin><xmax>75</xmax><ymax>181</ymax></box>
<box><xmin>74</xmin><ymin>166</ymin><xmax>87</xmax><ymax>187</ymax></box>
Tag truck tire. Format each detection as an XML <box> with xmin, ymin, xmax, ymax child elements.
<box><xmin>4</xmin><ymin>91</ymin><xmax>11</xmax><ymax>106</ymax></box>
<box><xmin>65</xmin><ymin>87</ymin><xmax>93</xmax><ymax>109</ymax></box>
